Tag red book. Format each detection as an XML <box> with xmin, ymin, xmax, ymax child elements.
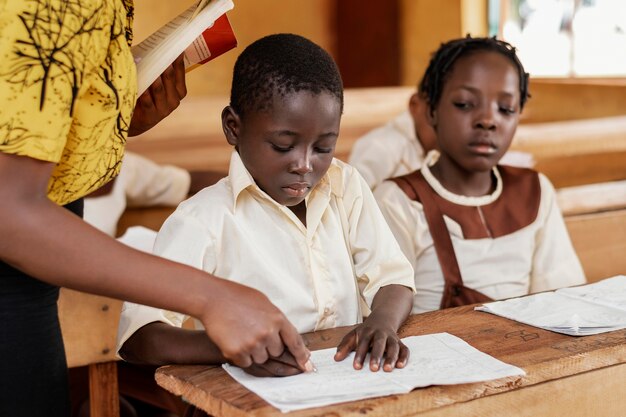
<box><xmin>184</xmin><ymin>14</ymin><xmax>237</xmax><ymax>72</ymax></box>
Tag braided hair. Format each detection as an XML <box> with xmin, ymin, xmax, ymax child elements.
<box><xmin>230</xmin><ymin>33</ymin><xmax>344</xmax><ymax>119</ymax></box>
<box><xmin>418</xmin><ymin>35</ymin><xmax>530</xmax><ymax>111</ymax></box>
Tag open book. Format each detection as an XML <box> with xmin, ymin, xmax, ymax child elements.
<box><xmin>476</xmin><ymin>275</ymin><xmax>626</xmax><ymax>336</ymax></box>
<box><xmin>132</xmin><ymin>0</ymin><xmax>236</xmax><ymax>95</ymax></box>
<box><xmin>223</xmin><ymin>333</ymin><xmax>524</xmax><ymax>412</ymax></box>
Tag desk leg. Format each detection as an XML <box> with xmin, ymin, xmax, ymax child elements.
<box><xmin>88</xmin><ymin>362</ymin><xmax>120</xmax><ymax>417</ymax></box>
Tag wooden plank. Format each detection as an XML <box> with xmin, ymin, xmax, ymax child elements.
<box><xmin>566</xmin><ymin>209</ymin><xmax>626</xmax><ymax>283</ymax></box>
<box><xmin>155</xmin><ymin>305</ymin><xmax>626</xmax><ymax>417</ymax></box>
<box><xmin>557</xmin><ymin>180</ymin><xmax>626</xmax><ymax>216</ymax></box>
<box><xmin>416</xmin><ymin>363</ymin><xmax>626</xmax><ymax>417</ymax></box>
<box><xmin>58</xmin><ymin>289</ymin><xmax>122</xmax><ymax>368</ymax></box>
<box><xmin>89</xmin><ymin>362</ymin><xmax>120</xmax><ymax>417</ymax></box>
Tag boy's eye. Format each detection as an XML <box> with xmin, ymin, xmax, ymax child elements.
<box><xmin>453</xmin><ymin>102</ymin><xmax>472</xmax><ymax>110</ymax></box>
<box><xmin>271</xmin><ymin>143</ymin><xmax>292</xmax><ymax>153</ymax></box>
<box><xmin>315</xmin><ymin>147</ymin><xmax>333</xmax><ymax>154</ymax></box>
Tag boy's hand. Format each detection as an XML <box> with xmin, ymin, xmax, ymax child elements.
<box><xmin>243</xmin><ymin>351</ymin><xmax>303</xmax><ymax>377</ymax></box>
<box><xmin>334</xmin><ymin>318</ymin><xmax>409</xmax><ymax>372</ymax></box>
<box><xmin>129</xmin><ymin>53</ymin><xmax>187</xmax><ymax>137</ymax></box>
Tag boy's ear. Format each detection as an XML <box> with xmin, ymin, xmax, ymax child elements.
<box><xmin>222</xmin><ymin>106</ymin><xmax>241</xmax><ymax>147</ymax></box>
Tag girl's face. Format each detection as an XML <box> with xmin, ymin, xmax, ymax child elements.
<box><xmin>428</xmin><ymin>50</ymin><xmax>521</xmax><ymax>174</ymax></box>
<box><xmin>223</xmin><ymin>90</ymin><xmax>341</xmax><ymax>207</ymax></box>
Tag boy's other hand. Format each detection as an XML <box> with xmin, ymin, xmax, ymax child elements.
<box><xmin>334</xmin><ymin>319</ymin><xmax>409</xmax><ymax>372</ymax></box>
<box><xmin>200</xmin><ymin>278</ymin><xmax>313</xmax><ymax>372</ymax></box>
<box><xmin>243</xmin><ymin>351</ymin><xmax>303</xmax><ymax>377</ymax></box>
<box><xmin>129</xmin><ymin>53</ymin><xmax>187</xmax><ymax>137</ymax></box>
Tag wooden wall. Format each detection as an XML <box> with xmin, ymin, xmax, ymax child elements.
<box><xmin>133</xmin><ymin>0</ymin><xmax>336</xmax><ymax>96</ymax></box>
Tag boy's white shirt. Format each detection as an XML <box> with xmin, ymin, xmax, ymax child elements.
<box><xmin>348</xmin><ymin>110</ymin><xmax>534</xmax><ymax>191</ymax></box>
<box><xmin>374</xmin><ymin>150</ymin><xmax>586</xmax><ymax>314</ymax></box>
<box><xmin>116</xmin><ymin>152</ymin><xmax>415</xmax><ymax>354</ymax></box>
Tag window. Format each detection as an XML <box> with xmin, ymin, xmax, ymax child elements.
<box><xmin>491</xmin><ymin>0</ymin><xmax>626</xmax><ymax>77</ymax></box>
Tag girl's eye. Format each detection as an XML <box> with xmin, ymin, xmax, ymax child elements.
<box><xmin>499</xmin><ymin>106</ymin><xmax>516</xmax><ymax>115</ymax></box>
<box><xmin>271</xmin><ymin>143</ymin><xmax>292</xmax><ymax>153</ymax></box>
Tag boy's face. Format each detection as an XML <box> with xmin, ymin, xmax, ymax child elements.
<box><xmin>428</xmin><ymin>51</ymin><xmax>521</xmax><ymax>173</ymax></box>
<box><xmin>223</xmin><ymin>91</ymin><xmax>341</xmax><ymax>207</ymax></box>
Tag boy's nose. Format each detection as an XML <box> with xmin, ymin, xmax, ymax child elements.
<box><xmin>290</xmin><ymin>151</ymin><xmax>313</xmax><ymax>174</ymax></box>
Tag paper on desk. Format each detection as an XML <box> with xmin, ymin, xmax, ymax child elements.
<box><xmin>223</xmin><ymin>332</ymin><xmax>524</xmax><ymax>413</ymax></box>
<box><xmin>476</xmin><ymin>275</ymin><xmax>626</xmax><ymax>336</ymax></box>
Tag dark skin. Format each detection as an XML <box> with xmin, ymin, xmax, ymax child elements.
<box><xmin>121</xmin><ymin>90</ymin><xmax>414</xmax><ymax>375</ymax></box>
<box><xmin>427</xmin><ymin>51</ymin><xmax>521</xmax><ymax>197</ymax></box>
<box><xmin>128</xmin><ymin>54</ymin><xmax>187</xmax><ymax>137</ymax></box>
<box><xmin>0</xmin><ymin>53</ymin><xmax>312</xmax><ymax>371</ymax></box>
<box><xmin>408</xmin><ymin>92</ymin><xmax>438</xmax><ymax>154</ymax></box>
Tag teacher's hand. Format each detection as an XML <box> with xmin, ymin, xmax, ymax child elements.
<box><xmin>128</xmin><ymin>53</ymin><xmax>187</xmax><ymax>137</ymax></box>
<box><xmin>200</xmin><ymin>278</ymin><xmax>314</xmax><ymax>373</ymax></box>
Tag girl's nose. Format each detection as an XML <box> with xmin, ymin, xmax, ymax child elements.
<box><xmin>475</xmin><ymin>105</ymin><xmax>496</xmax><ymax>131</ymax></box>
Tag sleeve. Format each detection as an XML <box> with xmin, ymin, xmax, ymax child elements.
<box><xmin>530</xmin><ymin>174</ymin><xmax>587</xmax><ymax>292</ymax></box>
<box><xmin>122</xmin><ymin>152</ymin><xmax>192</xmax><ymax>208</ymax></box>
<box><xmin>373</xmin><ymin>181</ymin><xmax>421</xmax><ymax>274</ymax></box>
<box><xmin>115</xmin><ymin>204</ymin><xmax>217</xmax><ymax>356</ymax></box>
<box><xmin>348</xmin><ymin>127</ymin><xmax>405</xmax><ymax>190</ymax></box>
<box><xmin>342</xmin><ymin>166</ymin><xmax>416</xmax><ymax>312</ymax></box>
<box><xmin>0</xmin><ymin>5</ymin><xmax>82</xmax><ymax>161</ymax></box>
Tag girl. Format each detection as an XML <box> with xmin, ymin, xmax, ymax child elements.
<box><xmin>374</xmin><ymin>36</ymin><xmax>586</xmax><ymax>313</ymax></box>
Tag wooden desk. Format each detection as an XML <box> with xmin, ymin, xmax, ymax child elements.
<box><xmin>155</xmin><ymin>305</ymin><xmax>626</xmax><ymax>417</ymax></box>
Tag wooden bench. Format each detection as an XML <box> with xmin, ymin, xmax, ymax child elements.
<box><xmin>127</xmin><ymin>87</ymin><xmax>626</xmax><ymax>188</ymax></box>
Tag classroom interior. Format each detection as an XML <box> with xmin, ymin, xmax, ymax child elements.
<box><xmin>61</xmin><ymin>1</ymin><xmax>626</xmax><ymax>416</ymax></box>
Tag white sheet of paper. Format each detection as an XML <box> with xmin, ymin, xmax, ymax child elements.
<box><xmin>476</xmin><ymin>275</ymin><xmax>626</xmax><ymax>336</ymax></box>
<box><xmin>223</xmin><ymin>332</ymin><xmax>524</xmax><ymax>413</ymax></box>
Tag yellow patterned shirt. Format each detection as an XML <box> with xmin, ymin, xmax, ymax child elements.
<box><xmin>0</xmin><ymin>0</ymin><xmax>137</xmax><ymax>205</ymax></box>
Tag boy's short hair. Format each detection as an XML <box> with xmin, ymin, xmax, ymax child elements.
<box><xmin>230</xmin><ymin>33</ymin><xmax>344</xmax><ymax>118</ymax></box>
<box><xmin>418</xmin><ymin>35</ymin><xmax>530</xmax><ymax>111</ymax></box>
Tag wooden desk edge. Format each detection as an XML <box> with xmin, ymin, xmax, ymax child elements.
<box><xmin>154</xmin><ymin>307</ymin><xmax>626</xmax><ymax>417</ymax></box>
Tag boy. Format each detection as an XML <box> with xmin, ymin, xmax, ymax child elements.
<box><xmin>117</xmin><ymin>33</ymin><xmax>415</xmax><ymax>376</ymax></box>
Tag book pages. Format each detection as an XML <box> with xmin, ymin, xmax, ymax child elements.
<box><xmin>132</xmin><ymin>0</ymin><xmax>234</xmax><ymax>95</ymax></box>
<box><xmin>476</xmin><ymin>275</ymin><xmax>626</xmax><ymax>336</ymax></box>
<box><xmin>223</xmin><ymin>333</ymin><xmax>524</xmax><ymax>412</ymax></box>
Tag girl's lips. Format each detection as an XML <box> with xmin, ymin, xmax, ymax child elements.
<box><xmin>468</xmin><ymin>142</ymin><xmax>497</xmax><ymax>155</ymax></box>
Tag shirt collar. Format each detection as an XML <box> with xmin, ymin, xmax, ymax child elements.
<box><xmin>421</xmin><ymin>150</ymin><xmax>503</xmax><ymax>206</ymax></box>
<box><xmin>228</xmin><ymin>151</ymin><xmax>345</xmax><ymax>209</ymax></box>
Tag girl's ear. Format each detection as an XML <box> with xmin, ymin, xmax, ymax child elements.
<box><xmin>409</xmin><ymin>93</ymin><xmax>438</xmax><ymax>153</ymax></box>
<box><xmin>426</xmin><ymin>104</ymin><xmax>438</xmax><ymax>129</ymax></box>
<box><xmin>222</xmin><ymin>106</ymin><xmax>241</xmax><ymax>148</ymax></box>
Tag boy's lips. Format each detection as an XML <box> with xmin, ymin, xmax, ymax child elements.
<box><xmin>283</xmin><ymin>182</ymin><xmax>310</xmax><ymax>197</ymax></box>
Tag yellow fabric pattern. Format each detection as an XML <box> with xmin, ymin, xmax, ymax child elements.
<box><xmin>0</xmin><ymin>0</ymin><xmax>137</xmax><ymax>205</ymax></box>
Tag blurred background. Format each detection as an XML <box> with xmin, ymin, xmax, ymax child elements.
<box><xmin>134</xmin><ymin>0</ymin><xmax>626</xmax><ymax>95</ymax></box>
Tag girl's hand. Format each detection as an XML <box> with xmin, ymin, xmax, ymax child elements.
<box><xmin>334</xmin><ymin>318</ymin><xmax>409</xmax><ymax>372</ymax></box>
